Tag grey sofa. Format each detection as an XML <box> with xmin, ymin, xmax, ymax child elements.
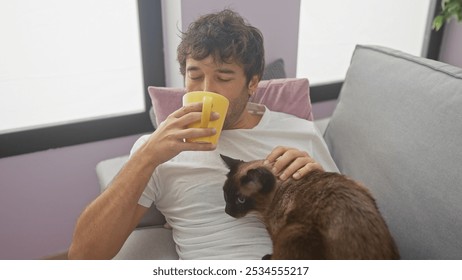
<box><xmin>96</xmin><ymin>45</ymin><xmax>462</xmax><ymax>259</ymax></box>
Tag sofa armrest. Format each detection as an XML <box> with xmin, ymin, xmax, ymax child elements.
<box><xmin>313</xmin><ymin>117</ymin><xmax>330</xmax><ymax>136</ymax></box>
<box><xmin>113</xmin><ymin>226</ymin><xmax>178</xmax><ymax>260</ymax></box>
<box><xmin>95</xmin><ymin>155</ymin><xmax>129</xmax><ymax>192</ymax></box>
<box><xmin>96</xmin><ymin>156</ymin><xmax>166</xmax><ymax>228</ymax></box>
<box><xmin>324</xmin><ymin>45</ymin><xmax>462</xmax><ymax>259</ymax></box>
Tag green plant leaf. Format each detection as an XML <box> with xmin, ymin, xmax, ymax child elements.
<box><xmin>446</xmin><ymin>2</ymin><xmax>460</xmax><ymax>14</ymax></box>
<box><xmin>433</xmin><ymin>15</ymin><xmax>444</xmax><ymax>30</ymax></box>
<box><xmin>433</xmin><ymin>0</ymin><xmax>462</xmax><ymax>30</ymax></box>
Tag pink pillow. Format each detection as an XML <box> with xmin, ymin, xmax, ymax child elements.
<box><xmin>148</xmin><ymin>78</ymin><xmax>313</xmax><ymax>126</ymax></box>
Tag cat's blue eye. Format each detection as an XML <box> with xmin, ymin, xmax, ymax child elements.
<box><xmin>237</xmin><ymin>196</ymin><xmax>246</xmax><ymax>204</ymax></box>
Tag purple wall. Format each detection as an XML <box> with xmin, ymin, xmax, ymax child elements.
<box><xmin>439</xmin><ymin>20</ymin><xmax>462</xmax><ymax>68</ymax></box>
<box><xmin>180</xmin><ymin>0</ymin><xmax>301</xmax><ymax>78</ymax></box>
<box><xmin>0</xmin><ymin>134</ymin><xmax>142</xmax><ymax>259</ymax></box>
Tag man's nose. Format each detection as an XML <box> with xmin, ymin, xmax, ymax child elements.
<box><xmin>202</xmin><ymin>78</ymin><xmax>218</xmax><ymax>93</ymax></box>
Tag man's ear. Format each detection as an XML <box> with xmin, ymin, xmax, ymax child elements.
<box><xmin>248</xmin><ymin>75</ymin><xmax>259</xmax><ymax>97</ymax></box>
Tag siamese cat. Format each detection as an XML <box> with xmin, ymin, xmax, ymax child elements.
<box><xmin>221</xmin><ymin>155</ymin><xmax>399</xmax><ymax>260</ymax></box>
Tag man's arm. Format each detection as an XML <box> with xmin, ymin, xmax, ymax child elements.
<box><xmin>68</xmin><ymin>146</ymin><xmax>158</xmax><ymax>259</ymax></box>
<box><xmin>68</xmin><ymin>103</ymin><xmax>218</xmax><ymax>259</ymax></box>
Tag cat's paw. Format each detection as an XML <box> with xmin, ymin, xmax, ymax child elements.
<box><xmin>262</xmin><ymin>254</ymin><xmax>272</xmax><ymax>260</ymax></box>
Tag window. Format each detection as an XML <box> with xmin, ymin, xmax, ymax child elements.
<box><xmin>0</xmin><ymin>0</ymin><xmax>164</xmax><ymax>158</ymax></box>
<box><xmin>298</xmin><ymin>0</ymin><xmax>443</xmax><ymax>102</ymax></box>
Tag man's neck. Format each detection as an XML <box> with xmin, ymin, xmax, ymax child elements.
<box><xmin>230</xmin><ymin>110</ymin><xmax>263</xmax><ymax>129</ymax></box>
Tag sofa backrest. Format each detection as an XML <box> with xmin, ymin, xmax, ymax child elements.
<box><xmin>324</xmin><ymin>45</ymin><xmax>462</xmax><ymax>259</ymax></box>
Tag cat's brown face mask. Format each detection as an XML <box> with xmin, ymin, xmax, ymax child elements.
<box><xmin>221</xmin><ymin>155</ymin><xmax>276</xmax><ymax>218</ymax></box>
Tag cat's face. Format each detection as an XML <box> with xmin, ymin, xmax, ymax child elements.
<box><xmin>221</xmin><ymin>155</ymin><xmax>276</xmax><ymax>218</ymax></box>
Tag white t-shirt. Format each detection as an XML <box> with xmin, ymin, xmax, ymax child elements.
<box><xmin>130</xmin><ymin>107</ymin><xmax>338</xmax><ymax>259</ymax></box>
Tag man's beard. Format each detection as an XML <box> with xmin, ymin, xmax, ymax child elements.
<box><xmin>222</xmin><ymin>89</ymin><xmax>250</xmax><ymax>129</ymax></box>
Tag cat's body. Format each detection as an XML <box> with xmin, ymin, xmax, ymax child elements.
<box><xmin>221</xmin><ymin>155</ymin><xmax>399</xmax><ymax>260</ymax></box>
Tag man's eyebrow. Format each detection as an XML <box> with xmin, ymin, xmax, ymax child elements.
<box><xmin>185</xmin><ymin>66</ymin><xmax>236</xmax><ymax>74</ymax></box>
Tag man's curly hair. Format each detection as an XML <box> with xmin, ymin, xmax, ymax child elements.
<box><xmin>177</xmin><ymin>9</ymin><xmax>265</xmax><ymax>83</ymax></box>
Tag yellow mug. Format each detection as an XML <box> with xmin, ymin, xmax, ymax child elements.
<box><xmin>182</xmin><ymin>91</ymin><xmax>229</xmax><ymax>144</ymax></box>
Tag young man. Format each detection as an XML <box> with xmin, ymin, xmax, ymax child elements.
<box><xmin>69</xmin><ymin>9</ymin><xmax>338</xmax><ymax>259</ymax></box>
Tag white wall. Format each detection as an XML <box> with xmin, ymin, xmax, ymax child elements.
<box><xmin>161</xmin><ymin>0</ymin><xmax>183</xmax><ymax>87</ymax></box>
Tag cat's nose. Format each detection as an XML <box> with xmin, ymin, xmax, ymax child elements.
<box><xmin>224</xmin><ymin>206</ymin><xmax>233</xmax><ymax>217</ymax></box>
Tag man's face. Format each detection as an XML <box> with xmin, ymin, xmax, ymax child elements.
<box><xmin>185</xmin><ymin>56</ymin><xmax>258</xmax><ymax>129</ymax></box>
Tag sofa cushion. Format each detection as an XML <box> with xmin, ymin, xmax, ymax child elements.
<box><xmin>324</xmin><ymin>45</ymin><xmax>462</xmax><ymax>259</ymax></box>
<box><xmin>261</xmin><ymin>58</ymin><xmax>287</xmax><ymax>80</ymax></box>
<box><xmin>148</xmin><ymin>78</ymin><xmax>313</xmax><ymax>126</ymax></box>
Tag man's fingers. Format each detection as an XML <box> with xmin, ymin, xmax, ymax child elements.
<box><xmin>268</xmin><ymin>147</ymin><xmax>308</xmax><ymax>175</ymax></box>
<box><xmin>285</xmin><ymin>162</ymin><xmax>323</xmax><ymax>180</ymax></box>
<box><xmin>265</xmin><ymin>146</ymin><xmax>323</xmax><ymax>181</ymax></box>
<box><xmin>170</xmin><ymin>103</ymin><xmax>220</xmax><ymax>125</ymax></box>
<box><xmin>174</xmin><ymin>127</ymin><xmax>217</xmax><ymax>141</ymax></box>
<box><xmin>180</xmin><ymin>141</ymin><xmax>217</xmax><ymax>152</ymax></box>
<box><xmin>264</xmin><ymin>146</ymin><xmax>287</xmax><ymax>164</ymax></box>
<box><xmin>171</xmin><ymin>103</ymin><xmax>203</xmax><ymax>118</ymax></box>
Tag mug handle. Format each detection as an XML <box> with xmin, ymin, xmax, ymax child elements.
<box><xmin>200</xmin><ymin>96</ymin><xmax>212</xmax><ymax>128</ymax></box>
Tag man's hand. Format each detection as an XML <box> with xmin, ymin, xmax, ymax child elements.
<box><xmin>264</xmin><ymin>146</ymin><xmax>323</xmax><ymax>180</ymax></box>
<box><xmin>144</xmin><ymin>102</ymin><xmax>219</xmax><ymax>165</ymax></box>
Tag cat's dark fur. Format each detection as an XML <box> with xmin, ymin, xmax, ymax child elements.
<box><xmin>221</xmin><ymin>155</ymin><xmax>399</xmax><ymax>260</ymax></box>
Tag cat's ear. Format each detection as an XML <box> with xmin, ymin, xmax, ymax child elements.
<box><xmin>220</xmin><ymin>154</ymin><xmax>242</xmax><ymax>169</ymax></box>
<box><xmin>242</xmin><ymin>167</ymin><xmax>276</xmax><ymax>195</ymax></box>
